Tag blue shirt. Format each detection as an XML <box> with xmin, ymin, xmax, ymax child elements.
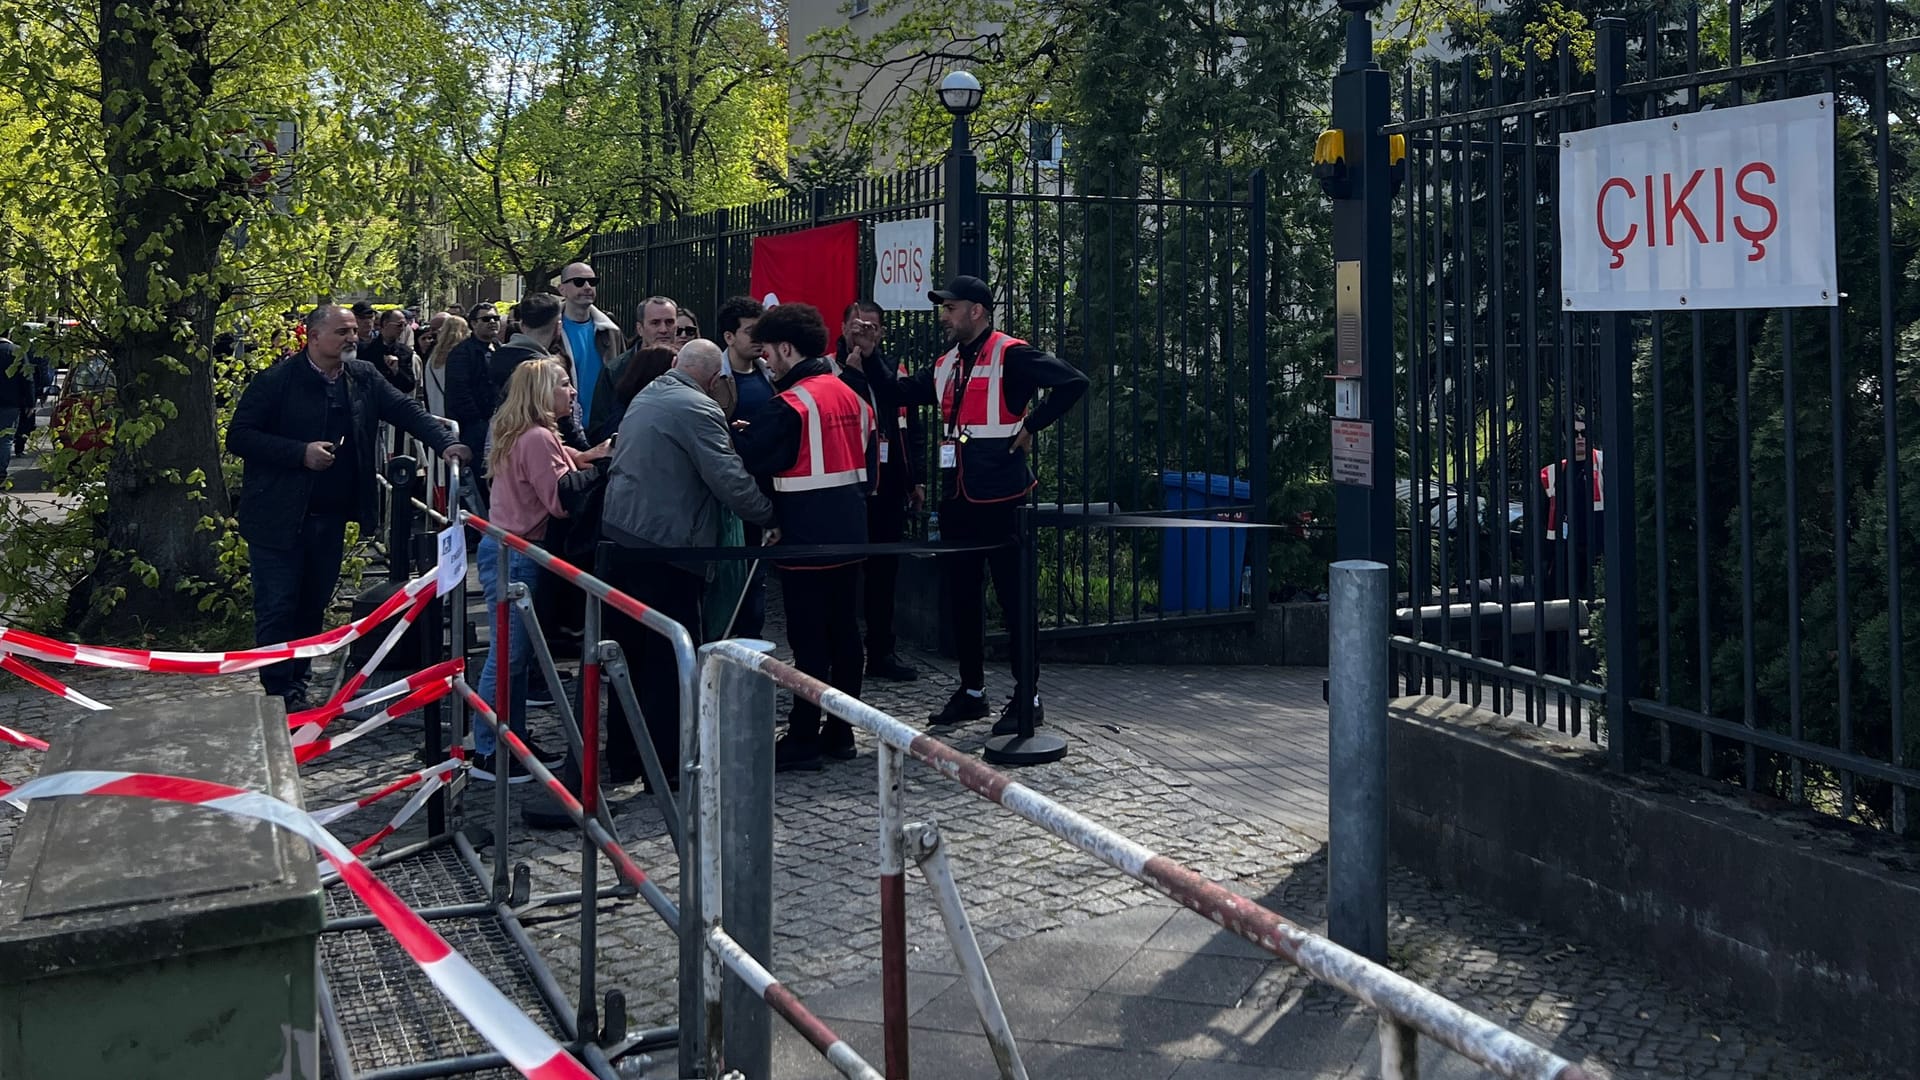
<box><xmin>730</xmin><ymin>362</ymin><xmax>776</xmax><ymax>418</ymax></box>
<box><xmin>562</xmin><ymin>317</ymin><xmax>600</xmax><ymax>416</ymax></box>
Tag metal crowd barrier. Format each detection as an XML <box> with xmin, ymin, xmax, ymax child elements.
<box><xmin>695</xmin><ymin>638</ymin><xmax>1598</xmax><ymax>1080</ymax></box>
<box><xmin>342</xmin><ymin>447</ymin><xmax>1600</xmax><ymax>1080</ymax></box>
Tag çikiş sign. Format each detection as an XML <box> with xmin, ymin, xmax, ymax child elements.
<box><xmin>1559</xmin><ymin>93</ymin><xmax>1836</xmax><ymax>311</ymax></box>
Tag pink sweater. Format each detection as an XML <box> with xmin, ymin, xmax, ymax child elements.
<box><xmin>492</xmin><ymin>426</ymin><xmax>571</xmax><ymax>541</ymax></box>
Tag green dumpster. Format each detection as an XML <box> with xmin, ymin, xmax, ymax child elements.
<box><xmin>0</xmin><ymin>696</ymin><xmax>324</xmax><ymax>1079</ymax></box>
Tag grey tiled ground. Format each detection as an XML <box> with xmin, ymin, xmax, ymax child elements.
<box><xmin>0</xmin><ymin>577</ymin><xmax>1882</xmax><ymax>1079</ymax></box>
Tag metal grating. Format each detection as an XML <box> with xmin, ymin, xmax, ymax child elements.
<box><xmin>319</xmin><ymin>842</ymin><xmax>569</xmax><ymax>1078</ymax></box>
<box><xmin>320</xmin><ymin>914</ymin><xmax>562</xmax><ymax>1077</ymax></box>
<box><xmin>324</xmin><ymin>841</ymin><xmax>484</xmax><ymax>922</ymax></box>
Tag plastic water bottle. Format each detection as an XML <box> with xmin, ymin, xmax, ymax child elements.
<box><xmin>1240</xmin><ymin>566</ymin><xmax>1254</xmax><ymax>606</ymax></box>
<box><xmin>928</xmin><ymin>511</ymin><xmax>941</xmax><ymax>542</ymax></box>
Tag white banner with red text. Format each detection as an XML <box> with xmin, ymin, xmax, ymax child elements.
<box><xmin>1560</xmin><ymin>93</ymin><xmax>1836</xmax><ymax>312</ymax></box>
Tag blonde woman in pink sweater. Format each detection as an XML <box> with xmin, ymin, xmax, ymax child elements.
<box><xmin>474</xmin><ymin>357</ymin><xmax>610</xmax><ymax>778</ymax></box>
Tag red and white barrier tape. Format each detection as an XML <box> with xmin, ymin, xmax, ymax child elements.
<box><xmin>0</xmin><ymin>721</ymin><xmax>50</xmax><ymax>753</ymax></box>
<box><xmin>0</xmin><ymin>654</ymin><xmax>111</xmax><ymax>711</ymax></box>
<box><xmin>294</xmin><ymin>679</ymin><xmax>455</xmax><ymax>763</ymax></box>
<box><xmin>289</xmin><ymin>659</ymin><xmax>466</xmax><ymax>741</ymax></box>
<box><xmin>0</xmin><ymin>569</ymin><xmax>438</xmax><ymax>675</ymax></box>
<box><xmin>326</xmin><ymin>764</ymin><xmax>463</xmax><ymax>870</ymax></box>
<box><xmin>322</xmin><ymin>589</ymin><xmax>438</xmax><ymax>708</ymax></box>
<box><xmin>311</xmin><ymin>754</ymin><xmax>467</xmax><ymax>828</ymax></box>
<box><xmin>2</xmin><ymin>770</ymin><xmax>592</xmax><ymax>1080</ymax></box>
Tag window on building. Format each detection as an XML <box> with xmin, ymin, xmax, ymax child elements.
<box><xmin>1029</xmin><ymin>121</ymin><xmax>1064</xmax><ymax>168</ymax></box>
<box><xmin>851</xmin><ymin>0</ymin><xmax>869</xmax><ymax>15</ymax></box>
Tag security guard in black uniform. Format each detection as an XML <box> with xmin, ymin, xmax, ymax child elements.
<box><xmin>868</xmin><ymin>276</ymin><xmax>1087</xmax><ymax>734</ymax></box>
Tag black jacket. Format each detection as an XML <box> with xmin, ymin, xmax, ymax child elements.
<box><xmin>443</xmin><ymin>336</ymin><xmax>497</xmax><ymax>453</ymax></box>
<box><xmin>227</xmin><ymin>353</ymin><xmax>459</xmax><ymax>547</ymax></box>
<box><xmin>734</xmin><ymin>358</ymin><xmax>874</xmax><ymax>568</ymax></box>
<box><xmin>875</xmin><ymin>327</ymin><xmax>1087</xmax><ymax>503</ymax></box>
<box><xmin>835</xmin><ymin>339</ymin><xmax>926</xmax><ymax>500</ymax></box>
<box><xmin>488</xmin><ymin>333</ymin><xmax>586</xmax><ymax>448</ymax></box>
<box><xmin>0</xmin><ymin>341</ymin><xmax>31</xmax><ymax>413</ymax></box>
<box><xmin>361</xmin><ymin>336</ymin><xmax>417</xmax><ymax>394</ymax></box>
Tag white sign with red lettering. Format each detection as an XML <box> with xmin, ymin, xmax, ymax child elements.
<box><xmin>872</xmin><ymin>217</ymin><xmax>935</xmax><ymax>311</ymax></box>
<box><xmin>1560</xmin><ymin>93</ymin><xmax>1835</xmax><ymax>311</ymax></box>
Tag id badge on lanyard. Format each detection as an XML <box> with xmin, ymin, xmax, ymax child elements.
<box><xmin>878</xmin><ymin>438</ymin><xmax>891</xmax><ymax>464</ymax></box>
<box><xmin>939</xmin><ymin>441</ymin><xmax>958</xmax><ymax>469</ymax></box>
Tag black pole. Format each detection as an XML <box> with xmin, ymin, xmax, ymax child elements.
<box><xmin>946</xmin><ymin>114</ymin><xmax>983</xmax><ymax>280</ymax></box>
<box><xmin>1329</xmin><ymin>4</ymin><xmax>1396</xmax><ymax>573</ymax></box>
<box><xmin>984</xmin><ymin>506</ymin><xmax>1068</xmax><ymax>765</ymax></box>
<box><xmin>1593</xmin><ymin>17</ymin><xmax>1643</xmax><ymax>772</ymax></box>
<box><xmin>386</xmin><ymin>456</ymin><xmax>418</xmax><ymax>581</ymax></box>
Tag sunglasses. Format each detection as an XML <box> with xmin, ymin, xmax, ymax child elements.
<box><xmin>675</xmin><ymin>327</ymin><xmax>699</xmax><ymax>337</ymax></box>
<box><xmin>564</xmin><ymin>276</ymin><xmax>599</xmax><ymax>287</ymax></box>
<box><xmin>476</xmin><ymin>315</ymin><xmax>501</xmax><ymax>323</ymax></box>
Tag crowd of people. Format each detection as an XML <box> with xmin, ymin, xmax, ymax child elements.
<box><xmin>227</xmin><ymin>265</ymin><xmax>1088</xmax><ymax>826</ymax></box>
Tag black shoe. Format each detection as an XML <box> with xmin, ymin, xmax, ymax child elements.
<box><xmin>521</xmin><ymin>792</ymin><xmax>576</xmax><ymax>830</ymax></box>
<box><xmin>522</xmin><ymin>737</ymin><xmax>567</xmax><ymax>767</ymax></box>
<box><xmin>867</xmin><ymin>653</ymin><xmax>919</xmax><ymax>681</ymax></box>
<box><xmin>991</xmin><ymin>696</ymin><xmax>1045</xmax><ymax>736</ymax></box>
<box><xmin>279</xmin><ymin>689</ymin><xmax>311</xmax><ymax>713</ymax></box>
<box><xmin>928</xmin><ymin>688</ymin><xmax>990</xmax><ymax>729</ymax></box>
<box><xmin>823</xmin><ymin>736</ymin><xmax>858</xmax><ymax>761</ymax></box>
<box><xmin>774</xmin><ymin>736</ymin><xmax>823</xmax><ymax>772</ymax></box>
<box><xmin>471</xmin><ymin>754</ymin><xmax>538</xmax><ymax>783</ymax></box>
<box><xmin>527</xmin><ymin>673</ymin><xmax>572</xmax><ymax>707</ymax></box>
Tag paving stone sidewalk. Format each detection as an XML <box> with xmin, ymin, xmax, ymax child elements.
<box><xmin>0</xmin><ymin>583</ymin><xmax>1881</xmax><ymax>1080</ymax></box>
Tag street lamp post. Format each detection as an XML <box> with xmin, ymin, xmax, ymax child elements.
<box><xmin>939</xmin><ymin>70</ymin><xmax>985</xmax><ymax>280</ymax></box>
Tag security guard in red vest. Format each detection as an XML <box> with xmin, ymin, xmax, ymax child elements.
<box><xmin>736</xmin><ymin>302</ymin><xmax>877</xmax><ymax>771</ymax></box>
<box><xmin>869</xmin><ymin>275</ymin><xmax>1088</xmax><ymax>734</ymax></box>
<box><xmin>1538</xmin><ymin>414</ymin><xmax>1604</xmax><ymax>600</ymax></box>
<box><xmin>831</xmin><ymin>300</ymin><xmax>928</xmax><ymax>683</ymax></box>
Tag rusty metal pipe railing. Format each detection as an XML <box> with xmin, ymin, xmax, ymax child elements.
<box><xmin>698</xmin><ymin>639</ymin><xmax>1597</xmax><ymax>1080</ymax></box>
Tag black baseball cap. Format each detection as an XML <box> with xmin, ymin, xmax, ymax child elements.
<box><xmin>928</xmin><ymin>276</ymin><xmax>992</xmax><ymax>306</ymax></box>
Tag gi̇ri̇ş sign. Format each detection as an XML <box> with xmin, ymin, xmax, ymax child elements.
<box><xmin>1559</xmin><ymin>93</ymin><xmax>1836</xmax><ymax>311</ymax></box>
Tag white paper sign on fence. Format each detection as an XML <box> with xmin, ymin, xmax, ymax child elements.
<box><xmin>872</xmin><ymin>217</ymin><xmax>936</xmax><ymax>311</ymax></box>
<box><xmin>1559</xmin><ymin>93</ymin><xmax>1836</xmax><ymax>311</ymax></box>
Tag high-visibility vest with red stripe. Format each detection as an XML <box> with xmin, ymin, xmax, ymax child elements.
<box><xmin>772</xmin><ymin>373</ymin><xmax>873</xmax><ymax>493</ymax></box>
<box><xmin>935</xmin><ymin>331</ymin><xmax>1027</xmax><ymax>439</ymax></box>
<box><xmin>1539</xmin><ymin>449</ymin><xmax>1604</xmax><ymax>537</ymax></box>
<box><xmin>935</xmin><ymin>330</ymin><xmax>1036</xmax><ymax>502</ymax></box>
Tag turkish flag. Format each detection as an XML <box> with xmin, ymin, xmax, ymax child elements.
<box><xmin>748</xmin><ymin>221</ymin><xmax>858</xmax><ymax>331</ymax></box>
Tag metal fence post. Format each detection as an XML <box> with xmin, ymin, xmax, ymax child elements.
<box><xmin>1328</xmin><ymin>559</ymin><xmax>1389</xmax><ymax>963</ymax></box>
<box><xmin>1593</xmin><ymin>16</ymin><xmax>1643</xmax><ymax>773</ymax></box>
<box><xmin>1247</xmin><ymin>168</ymin><xmax>1271</xmax><ymax>617</ymax></box>
<box><xmin>712</xmin><ymin>207</ymin><xmax>731</xmax><ymax>327</ymax></box>
<box><xmin>708</xmin><ymin>641</ymin><xmax>776</xmax><ymax>1078</ymax></box>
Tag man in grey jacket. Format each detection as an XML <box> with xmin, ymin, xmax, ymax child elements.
<box><xmin>594</xmin><ymin>340</ymin><xmax>776</xmax><ymax>791</ymax></box>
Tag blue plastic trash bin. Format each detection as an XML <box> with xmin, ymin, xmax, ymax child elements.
<box><xmin>1159</xmin><ymin>471</ymin><xmax>1252</xmax><ymax>612</ymax></box>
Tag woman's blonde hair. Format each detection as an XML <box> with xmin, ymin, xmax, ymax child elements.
<box><xmin>428</xmin><ymin>315</ymin><xmax>470</xmax><ymax>368</ymax></box>
<box><xmin>487</xmin><ymin>357</ymin><xmax>568</xmax><ymax>477</ymax></box>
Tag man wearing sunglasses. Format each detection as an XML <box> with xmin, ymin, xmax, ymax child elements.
<box><xmin>555</xmin><ymin>262</ymin><xmax>625</xmax><ymax>424</ymax></box>
<box><xmin>445</xmin><ymin>301</ymin><xmax>505</xmax><ymax>498</ymax></box>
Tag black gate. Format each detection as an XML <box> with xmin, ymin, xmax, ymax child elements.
<box><xmin>588</xmin><ymin>163</ymin><xmax>1269</xmax><ymax>637</ymax></box>
<box><xmin>1393</xmin><ymin>6</ymin><xmax>1920</xmax><ymax>833</ymax></box>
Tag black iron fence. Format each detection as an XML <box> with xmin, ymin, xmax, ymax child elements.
<box><xmin>1391</xmin><ymin>4</ymin><xmax>1920</xmax><ymax>834</ymax></box>
<box><xmin>588</xmin><ymin>163</ymin><xmax>1269</xmax><ymax>637</ymax></box>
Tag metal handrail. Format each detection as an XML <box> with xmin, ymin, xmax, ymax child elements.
<box><xmin>698</xmin><ymin>637</ymin><xmax>1597</xmax><ymax>1080</ymax></box>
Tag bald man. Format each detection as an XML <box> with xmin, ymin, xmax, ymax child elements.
<box><xmin>555</xmin><ymin>261</ymin><xmax>626</xmax><ymax>423</ymax></box>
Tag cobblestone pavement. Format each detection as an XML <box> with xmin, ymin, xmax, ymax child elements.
<box><xmin>0</xmin><ymin>580</ymin><xmax>1881</xmax><ymax>1079</ymax></box>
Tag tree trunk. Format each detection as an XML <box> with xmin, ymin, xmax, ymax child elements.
<box><xmin>73</xmin><ymin>0</ymin><xmax>237</xmax><ymax>640</ymax></box>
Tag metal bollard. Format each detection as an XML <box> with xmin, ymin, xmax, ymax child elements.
<box><xmin>1327</xmin><ymin>559</ymin><xmax>1389</xmax><ymax>963</ymax></box>
<box><xmin>710</xmin><ymin>640</ymin><xmax>776</xmax><ymax>1079</ymax></box>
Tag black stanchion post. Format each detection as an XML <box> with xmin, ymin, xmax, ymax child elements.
<box><xmin>984</xmin><ymin>506</ymin><xmax>1068</xmax><ymax>765</ymax></box>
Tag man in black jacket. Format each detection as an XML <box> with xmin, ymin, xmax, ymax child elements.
<box><xmin>227</xmin><ymin>304</ymin><xmax>471</xmax><ymax>709</ymax></box>
<box><xmin>869</xmin><ymin>275</ymin><xmax>1087</xmax><ymax>734</ymax></box>
<box><xmin>444</xmin><ymin>301</ymin><xmax>501</xmax><ymax>486</ymax></box>
<box><xmin>362</xmin><ymin>308</ymin><xmax>417</xmax><ymax>395</ymax></box>
<box><xmin>833</xmin><ymin>300</ymin><xmax>926</xmax><ymax>681</ymax></box>
<box><xmin>735</xmin><ymin>303</ymin><xmax>876</xmax><ymax>771</ymax></box>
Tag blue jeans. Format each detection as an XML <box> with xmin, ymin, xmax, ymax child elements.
<box><xmin>251</xmin><ymin>514</ymin><xmax>349</xmax><ymax>698</ymax></box>
<box><xmin>475</xmin><ymin>535</ymin><xmax>540</xmax><ymax>754</ymax></box>
<box><xmin>0</xmin><ymin>406</ymin><xmax>19</xmax><ymax>475</ymax></box>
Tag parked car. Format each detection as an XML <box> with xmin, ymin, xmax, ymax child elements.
<box><xmin>53</xmin><ymin>354</ymin><xmax>114</xmax><ymax>453</ymax></box>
